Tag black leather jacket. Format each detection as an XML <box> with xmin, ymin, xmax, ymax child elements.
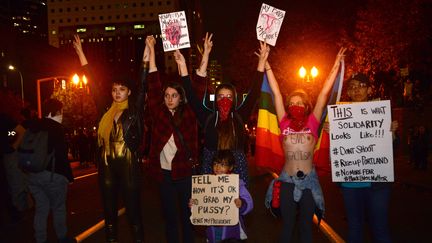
<box><xmin>84</xmin><ymin>64</ymin><xmax>148</xmax><ymax>153</ymax></box>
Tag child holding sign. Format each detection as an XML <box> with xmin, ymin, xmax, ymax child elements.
<box><xmin>192</xmin><ymin>150</ymin><xmax>253</xmax><ymax>243</ymax></box>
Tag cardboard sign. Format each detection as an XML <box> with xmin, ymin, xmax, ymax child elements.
<box><xmin>159</xmin><ymin>11</ymin><xmax>190</xmax><ymax>52</ymax></box>
<box><xmin>190</xmin><ymin>174</ymin><xmax>239</xmax><ymax>226</ymax></box>
<box><xmin>256</xmin><ymin>3</ymin><xmax>285</xmax><ymax>46</ymax></box>
<box><xmin>328</xmin><ymin>100</ymin><xmax>394</xmax><ymax>182</ymax></box>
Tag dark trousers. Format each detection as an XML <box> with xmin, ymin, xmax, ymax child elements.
<box><xmin>279</xmin><ymin>182</ymin><xmax>315</xmax><ymax>243</ymax></box>
<box><xmin>341</xmin><ymin>184</ymin><xmax>391</xmax><ymax>243</ymax></box>
<box><xmin>160</xmin><ymin>170</ymin><xmax>194</xmax><ymax>243</ymax></box>
<box><xmin>98</xmin><ymin>157</ymin><xmax>144</xmax><ymax>242</ymax></box>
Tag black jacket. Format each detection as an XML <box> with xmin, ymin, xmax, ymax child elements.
<box><xmin>84</xmin><ymin>64</ymin><xmax>147</xmax><ymax>153</ymax></box>
<box><xmin>30</xmin><ymin>118</ymin><xmax>74</xmax><ymax>182</ymax></box>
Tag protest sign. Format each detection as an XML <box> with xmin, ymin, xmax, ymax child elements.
<box><xmin>256</xmin><ymin>3</ymin><xmax>285</xmax><ymax>46</ymax></box>
<box><xmin>190</xmin><ymin>174</ymin><xmax>239</xmax><ymax>226</ymax></box>
<box><xmin>158</xmin><ymin>11</ymin><xmax>190</xmax><ymax>52</ymax></box>
<box><xmin>328</xmin><ymin>100</ymin><xmax>394</xmax><ymax>182</ymax></box>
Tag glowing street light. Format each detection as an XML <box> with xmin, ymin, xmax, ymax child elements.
<box><xmin>8</xmin><ymin>65</ymin><xmax>24</xmax><ymax>106</ymax></box>
<box><xmin>298</xmin><ymin>66</ymin><xmax>319</xmax><ymax>83</ymax></box>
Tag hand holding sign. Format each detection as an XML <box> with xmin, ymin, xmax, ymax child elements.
<box><xmin>190</xmin><ymin>174</ymin><xmax>239</xmax><ymax>226</ymax></box>
<box><xmin>256</xmin><ymin>3</ymin><xmax>286</xmax><ymax>46</ymax></box>
<box><xmin>159</xmin><ymin>11</ymin><xmax>190</xmax><ymax>52</ymax></box>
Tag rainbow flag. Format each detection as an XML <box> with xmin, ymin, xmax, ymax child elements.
<box><xmin>255</xmin><ymin>74</ymin><xmax>284</xmax><ymax>173</ymax></box>
<box><xmin>313</xmin><ymin>59</ymin><xmax>345</xmax><ymax>176</ymax></box>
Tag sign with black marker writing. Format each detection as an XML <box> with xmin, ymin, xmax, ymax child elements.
<box><xmin>328</xmin><ymin>100</ymin><xmax>394</xmax><ymax>182</ymax></box>
<box><xmin>256</xmin><ymin>3</ymin><xmax>285</xmax><ymax>46</ymax></box>
<box><xmin>158</xmin><ymin>11</ymin><xmax>190</xmax><ymax>52</ymax></box>
<box><xmin>190</xmin><ymin>174</ymin><xmax>239</xmax><ymax>226</ymax></box>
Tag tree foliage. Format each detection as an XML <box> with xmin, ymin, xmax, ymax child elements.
<box><xmin>51</xmin><ymin>87</ymin><xmax>97</xmax><ymax>129</ymax></box>
<box><xmin>344</xmin><ymin>0</ymin><xmax>431</xmax><ymax>77</ymax></box>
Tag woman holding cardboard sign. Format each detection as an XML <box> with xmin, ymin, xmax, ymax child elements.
<box><xmin>145</xmin><ymin>35</ymin><xmax>198</xmax><ymax>243</ymax></box>
<box><xmin>264</xmin><ymin>48</ymin><xmax>346</xmax><ymax>243</ymax></box>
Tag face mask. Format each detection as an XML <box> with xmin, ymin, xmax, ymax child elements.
<box><xmin>217</xmin><ymin>97</ymin><xmax>233</xmax><ymax>121</ymax></box>
<box><xmin>288</xmin><ymin>105</ymin><xmax>306</xmax><ymax>131</ymax></box>
<box><xmin>288</xmin><ymin>105</ymin><xmax>305</xmax><ymax>119</ymax></box>
<box><xmin>47</xmin><ymin>112</ymin><xmax>63</xmax><ymax>124</ymax></box>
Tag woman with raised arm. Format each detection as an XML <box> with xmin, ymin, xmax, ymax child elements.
<box><xmin>264</xmin><ymin>48</ymin><xmax>346</xmax><ymax>243</ymax></box>
<box><xmin>178</xmin><ymin>35</ymin><xmax>270</xmax><ymax>186</ymax></box>
<box><xmin>73</xmin><ymin>35</ymin><xmax>146</xmax><ymax>243</ymax></box>
<box><xmin>145</xmin><ymin>36</ymin><xmax>198</xmax><ymax>243</ymax></box>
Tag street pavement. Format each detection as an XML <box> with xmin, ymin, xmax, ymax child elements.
<box><xmin>1</xmin><ymin>107</ymin><xmax>431</xmax><ymax>243</ymax></box>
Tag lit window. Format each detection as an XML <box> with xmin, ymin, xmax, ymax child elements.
<box><xmin>105</xmin><ymin>26</ymin><xmax>116</xmax><ymax>31</ymax></box>
<box><xmin>76</xmin><ymin>28</ymin><xmax>86</xmax><ymax>33</ymax></box>
<box><xmin>134</xmin><ymin>24</ymin><xmax>145</xmax><ymax>29</ymax></box>
<box><xmin>51</xmin><ymin>30</ymin><xmax>56</xmax><ymax>35</ymax></box>
<box><xmin>13</xmin><ymin>22</ymin><xmax>19</xmax><ymax>27</ymax></box>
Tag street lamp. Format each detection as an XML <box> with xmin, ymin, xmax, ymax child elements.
<box><xmin>72</xmin><ymin>73</ymin><xmax>88</xmax><ymax>129</ymax></box>
<box><xmin>8</xmin><ymin>65</ymin><xmax>24</xmax><ymax>106</ymax></box>
<box><xmin>298</xmin><ymin>66</ymin><xmax>319</xmax><ymax>83</ymax></box>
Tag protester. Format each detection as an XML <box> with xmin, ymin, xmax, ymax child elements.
<box><xmin>191</xmin><ymin>150</ymin><xmax>253</xmax><ymax>243</ymax></box>
<box><xmin>339</xmin><ymin>73</ymin><xmax>398</xmax><ymax>243</ymax></box>
<box><xmin>73</xmin><ymin>34</ymin><xmax>146</xmax><ymax>242</ymax></box>
<box><xmin>145</xmin><ymin>35</ymin><xmax>198</xmax><ymax>243</ymax></box>
<box><xmin>264</xmin><ymin>48</ymin><xmax>346</xmax><ymax>243</ymax></box>
<box><xmin>26</xmin><ymin>98</ymin><xmax>75</xmax><ymax>243</ymax></box>
<box><xmin>180</xmin><ymin>34</ymin><xmax>269</xmax><ymax>186</ymax></box>
<box><xmin>2</xmin><ymin>108</ymin><xmax>33</xmax><ymax>218</ymax></box>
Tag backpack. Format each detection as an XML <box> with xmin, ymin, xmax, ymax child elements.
<box><xmin>18</xmin><ymin>129</ymin><xmax>55</xmax><ymax>173</ymax></box>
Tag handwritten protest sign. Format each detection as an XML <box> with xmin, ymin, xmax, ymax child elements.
<box><xmin>256</xmin><ymin>3</ymin><xmax>285</xmax><ymax>46</ymax></box>
<box><xmin>190</xmin><ymin>174</ymin><xmax>239</xmax><ymax>226</ymax></box>
<box><xmin>328</xmin><ymin>100</ymin><xmax>394</xmax><ymax>182</ymax></box>
<box><xmin>159</xmin><ymin>11</ymin><xmax>190</xmax><ymax>52</ymax></box>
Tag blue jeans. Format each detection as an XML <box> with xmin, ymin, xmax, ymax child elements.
<box><xmin>160</xmin><ymin>170</ymin><xmax>194</xmax><ymax>243</ymax></box>
<box><xmin>28</xmin><ymin>170</ymin><xmax>69</xmax><ymax>243</ymax></box>
<box><xmin>341</xmin><ymin>184</ymin><xmax>392</xmax><ymax>243</ymax></box>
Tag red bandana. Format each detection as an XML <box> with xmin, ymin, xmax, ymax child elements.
<box><xmin>217</xmin><ymin>98</ymin><xmax>233</xmax><ymax>121</ymax></box>
<box><xmin>288</xmin><ymin>106</ymin><xmax>306</xmax><ymax>131</ymax></box>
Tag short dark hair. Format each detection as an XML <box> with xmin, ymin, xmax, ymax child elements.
<box><xmin>42</xmin><ymin>98</ymin><xmax>63</xmax><ymax>117</ymax></box>
<box><xmin>213</xmin><ymin>150</ymin><xmax>235</xmax><ymax>168</ymax></box>
<box><xmin>347</xmin><ymin>73</ymin><xmax>370</xmax><ymax>86</ymax></box>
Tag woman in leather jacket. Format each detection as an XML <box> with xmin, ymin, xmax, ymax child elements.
<box><xmin>73</xmin><ymin>35</ymin><xmax>147</xmax><ymax>243</ymax></box>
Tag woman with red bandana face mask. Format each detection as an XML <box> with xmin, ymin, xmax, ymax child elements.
<box><xmin>264</xmin><ymin>47</ymin><xmax>346</xmax><ymax>243</ymax></box>
<box><xmin>175</xmin><ymin>34</ymin><xmax>270</xmax><ymax>186</ymax></box>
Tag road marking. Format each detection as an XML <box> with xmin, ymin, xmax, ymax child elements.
<box><xmin>74</xmin><ymin>172</ymin><xmax>98</xmax><ymax>180</ymax></box>
<box><xmin>75</xmin><ymin>208</ymin><xmax>125</xmax><ymax>242</ymax></box>
<box><xmin>269</xmin><ymin>170</ymin><xmax>345</xmax><ymax>243</ymax></box>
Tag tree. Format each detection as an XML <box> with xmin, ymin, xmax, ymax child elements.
<box><xmin>344</xmin><ymin>0</ymin><xmax>431</xmax><ymax>78</ymax></box>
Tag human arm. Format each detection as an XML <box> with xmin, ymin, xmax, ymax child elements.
<box><xmin>174</xmin><ymin>50</ymin><xmax>188</xmax><ymax>77</ymax></box>
<box><xmin>238</xmin><ymin>180</ymin><xmax>253</xmax><ymax>215</ymax></box>
<box><xmin>196</xmin><ymin>32</ymin><xmax>213</xmax><ymax>77</ymax></box>
<box><xmin>72</xmin><ymin>34</ymin><xmax>88</xmax><ymax>66</ymax></box>
<box><xmin>265</xmin><ymin>61</ymin><xmax>286</xmax><ymax>122</ymax></box>
<box><xmin>312</xmin><ymin>47</ymin><xmax>346</xmax><ymax>120</ymax></box>
<box><xmin>146</xmin><ymin>35</ymin><xmax>157</xmax><ymax>73</ymax></box>
<box><xmin>135</xmin><ymin>41</ymin><xmax>150</xmax><ymax>109</ymax></box>
<box><xmin>237</xmin><ymin>42</ymin><xmax>269</xmax><ymax>118</ymax></box>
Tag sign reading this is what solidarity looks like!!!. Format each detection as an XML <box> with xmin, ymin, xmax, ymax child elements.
<box><xmin>328</xmin><ymin>100</ymin><xmax>394</xmax><ymax>182</ymax></box>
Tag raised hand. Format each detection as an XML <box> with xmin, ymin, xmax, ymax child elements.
<box><xmin>146</xmin><ymin>35</ymin><xmax>156</xmax><ymax>49</ymax></box>
<box><xmin>173</xmin><ymin>50</ymin><xmax>186</xmax><ymax>66</ymax></box>
<box><xmin>257</xmin><ymin>41</ymin><xmax>270</xmax><ymax>72</ymax></box>
<box><xmin>73</xmin><ymin>34</ymin><xmax>88</xmax><ymax>66</ymax></box>
<box><xmin>72</xmin><ymin>34</ymin><xmax>83</xmax><ymax>55</ymax></box>
<box><xmin>203</xmin><ymin>32</ymin><xmax>213</xmax><ymax>55</ymax></box>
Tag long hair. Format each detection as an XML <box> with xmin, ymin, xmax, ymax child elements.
<box><xmin>285</xmin><ymin>89</ymin><xmax>313</xmax><ymax>118</ymax></box>
<box><xmin>215</xmin><ymin>83</ymin><xmax>238</xmax><ymax>150</ymax></box>
<box><xmin>163</xmin><ymin>81</ymin><xmax>187</xmax><ymax>126</ymax></box>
